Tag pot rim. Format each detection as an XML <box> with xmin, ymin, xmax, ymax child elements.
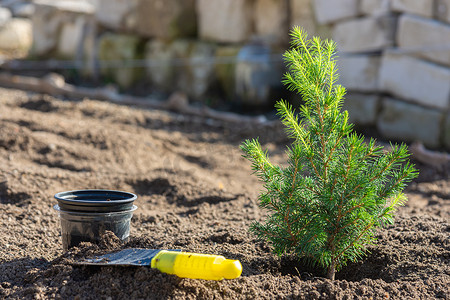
<box><xmin>54</xmin><ymin>189</ymin><xmax>137</xmax><ymax>212</ymax></box>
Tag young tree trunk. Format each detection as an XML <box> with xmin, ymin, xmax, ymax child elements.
<box><xmin>327</xmin><ymin>261</ymin><xmax>336</xmax><ymax>280</ymax></box>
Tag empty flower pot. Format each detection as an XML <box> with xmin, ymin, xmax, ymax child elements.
<box><xmin>54</xmin><ymin>190</ymin><xmax>137</xmax><ymax>250</ymax></box>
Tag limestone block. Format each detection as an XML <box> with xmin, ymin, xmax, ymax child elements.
<box><xmin>98</xmin><ymin>33</ymin><xmax>144</xmax><ymax>88</ymax></box>
<box><xmin>391</xmin><ymin>0</ymin><xmax>433</xmax><ymax>18</ymax></box>
<box><xmin>80</xmin><ymin>20</ymin><xmax>97</xmax><ymax>78</ymax></box>
<box><xmin>0</xmin><ymin>18</ymin><xmax>32</xmax><ymax>51</ymax></box>
<box><xmin>31</xmin><ymin>4</ymin><xmax>58</xmax><ymax>55</ymax></box>
<box><xmin>33</xmin><ymin>0</ymin><xmax>93</xmax><ymax>14</ymax></box>
<box><xmin>313</xmin><ymin>0</ymin><xmax>359</xmax><ymax>24</ymax></box>
<box><xmin>333</xmin><ymin>15</ymin><xmax>396</xmax><ymax>53</ymax></box>
<box><xmin>0</xmin><ymin>7</ymin><xmax>12</xmax><ymax>27</ymax></box>
<box><xmin>436</xmin><ymin>0</ymin><xmax>450</xmax><ymax>24</ymax></box>
<box><xmin>135</xmin><ymin>0</ymin><xmax>196</xmax><ymax>39</ymax></box>
<box><xmin>444</xmin><ymin>114</ymin><xmax>450</xmax><ymax>149</ymax></box>
<box><xmin>235</xmin><ymin>43</ymin><xmax>283</xmax><ymax>106</ymax></box>
<box><xmin>89</xmin><ymin>0</ymin><xmax>138</xmax><ymax>30</ymax></box>
<box><xmin>290</xmin><ymin>0</ymin><xmax>311</xmax><ymax>19</ymax></box>
<box><xmin>146</xmin><ymin>39</ymin><xmax>218</xmax><ymax>98</ymax></box>
<box><xmin>163</xmin><ymin>40</ymin><xmax>193</xmax><ymax>92</ymax></box>
<box><xmin>31</xmin><ymin>0</ymin><xmax>94</xmax><ymax>56</ymax></box>
<box><xmin>290</xmin><ymin>0</ymin><xmax>317</xmax><ymax>36</ymax></box>
<box><xmin>377</xmin><ymin>97</ymin><xmax>443</xmax><ymax>148</ymax></box>
<box><xmin>397</xmin><ymin>14</ymin><xmax>450</xmax><ymax>67</ymax></box>
<box><xmin>10</xmin><ymin>2</ymin><xmax>35</xmax><ymax>18</ymax></box>
<box><xmin>179</xmin><ymin>42</ymin><xmax>217</xmax><ymax>98</ymax></box>
<box><xmin>337</xmin><ymin>54</ymin><xmax>381</xmax><ymax>92</ymax></box>
<box><xmin>342</xmin><ymin>93</ymin><xmax>379</xmax><ymax>125</ymax></box>
<box><xmin>57</xmin><ymin>16</ymin><xmax>88</xmax><ymax>59</ymax></box>
<box><xmin>379</xmin><ymin>52</ymin><xmax>450</xmax><ymax>109</ymax></box>
<box><xmin>254</xmin><ymin>0</ymin><xmax>289</xmax><ymax>44</ymax></box>
<box><xmin>197</xmin><ymin>0</ymin><xmax>252</xmax><ymax>43</ymax></box>
<box><xmin>214</xmin><ymin>46</ymin><xmax>241</xmax><ymax>99</ymax></box>
<box><xmin>360</xmin><ymin>0</ymin><xmax>391</xmax><ymax>16</ymax></box>
<box><xmin>145</xmin><ymin>39</ymin><xmax>176</xmax><ymax>92</ymax></box>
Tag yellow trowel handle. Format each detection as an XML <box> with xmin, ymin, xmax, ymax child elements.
<box><xmin>151</xmin><ymin>250</ymin><xmax>242</xmax><ymax>280</ymax></box>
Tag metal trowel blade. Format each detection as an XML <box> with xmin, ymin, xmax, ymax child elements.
<box><xmin>73</xmin><ymin>248</ymin><xmax>181</xmax><ymax>267</ymax></box>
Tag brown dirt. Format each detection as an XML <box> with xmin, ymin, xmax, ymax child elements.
<box><xmin>0</xmin><ymin>87</ymin><xmax>448</xmax><ymax>299</ymax></box>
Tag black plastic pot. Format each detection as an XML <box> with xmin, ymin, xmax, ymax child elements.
<box><xmin>54</xmin><ymin>190</ymin><xmax>137</xmax><ymax>250</ymax></box>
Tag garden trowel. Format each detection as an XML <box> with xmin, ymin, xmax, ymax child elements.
<box><xmin>75</xmin><ymin>248</ymin><xmax>242</xmax><ymax>281</ymax></box>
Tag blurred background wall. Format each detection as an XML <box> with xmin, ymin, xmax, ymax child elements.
<box><xmin>0</xmin><ymin>0</ymin><xmax>449</xmax><ymax>150</ymax></box>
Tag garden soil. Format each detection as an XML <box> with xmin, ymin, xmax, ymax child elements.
<box><xmin>0</xmin><ymin>87</ymin><xmax>448</xmax><ymax>299</ymax></box>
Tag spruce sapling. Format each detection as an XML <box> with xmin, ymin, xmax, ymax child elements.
<box><xmin>240</xmin><ymin>27</ymin><xmax>418</xmax><ymax>280</ymax></box>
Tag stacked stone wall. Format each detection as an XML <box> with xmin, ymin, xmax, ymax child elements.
<box><xmin>0</xmin><ymin>1</ymin><xmax>32</xmax><ymax>54</ymax></box>
<box><xmin>1</xmin><ymin>0</ymin><xmax>450</xmax><ymax>149</ymax></box>
<box><xmin>316</xmin><ymin>0</ymin><xmax>450</xmax><ymax>149</ymax></box>
<box><xmin>27</xmin><ymin>0</ymin><xmax>313</xmax><ymax>108</ymax></box>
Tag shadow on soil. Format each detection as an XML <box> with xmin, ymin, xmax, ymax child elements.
<box><xmin>0</xmin><ymin>181</ymin><xmax>31</xmax><ymax>206</ymax></box>
<box><xmin>128</xmin><ymin>177</ymin><xmax>238</xmax><ymax>207</ymax></box>
<box><xmin>129</xmin><ymin>178</ymin><xmax>178</xmax><ymax>199</ymax></box>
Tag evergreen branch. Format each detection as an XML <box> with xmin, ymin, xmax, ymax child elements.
<box><xmin>333</xmin><ymin>221</ymin><xmax>374</xmax><ymax>264</ymax></box>
<box><xmin>284</xmin><ymin>206</ymin><xmax>297</xmax><ymax>242</ymax></box>
<box><xmin>275</xmin><ymin>100</ymin><xmax>309</xmax><ymax>150</ymax></box>
<box><xmin>334</xmin><ymin>216</ymin><xmax>363</xmax><ymax>242</ymax></box>
<box><xmin>292</xmin><ymin>26</ymin><xmax>313</xmax><ymax>63</ymax></box>
<box><xmin>288</xmin><ymin>157</ymin><xmax>299</xmax><ymax>200</ymax></box>
<box><xmin>379</xmin><ymin>192</ymin><xmax>407</xmax><ymax>223</ymax></box>
<box><xmin>240</xmin><ymin>139</ymin><xmax>278</xmax><ymax>181</ymax></box>
<box><xmin>325</xmin><ymin>41</ymin><xmax>337</xmax><ymax>98</ymax></box>
<box><xmin>340</xmin><ymin>145</ymin><xmax>402</xmax><ymax>203</ymax></box>
<box><xmin>325</xmin><ymin>127</ymin><xmax>345</xmax><ymax>167</ymax></box>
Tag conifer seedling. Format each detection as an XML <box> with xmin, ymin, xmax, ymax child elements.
<box><xmin>240</xmin><ymin>27</ymin><xmax>418</xmax><ymax>280</ymax></box>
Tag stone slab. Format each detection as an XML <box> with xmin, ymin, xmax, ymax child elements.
<box><xmin>98</xmin><ymin>33</ymin><xmax>144</xmax><ymax>88</ymax></box>
<box><xmin>0</xmin><ymin>7</ymin><xmax>12</xmax><ymax>27</ymax></box>
<box><xmin>180</xmin><ymin>42</ymin><xmax>217</xmax><ymax>98</ymax></box>
<box><xmin>161</xmin><ymin>40</ymin><xmax>193</xmax><ymax>94</ymax></box>
<box><xmin>342</xmin><ymin>93</ymin><xmax>379</xmax><ymax>125</ymax></box>
<box><xmin>10</xmin><ymin>2</ymin><xmax>35</xmax><ymax>18</ymax></box>
<box><xmin>214</xmin><ymin>45</ymin><xmax>241</xmax><ymax>99</ymax></box>
<box><xmin>333</xmin><ymin>15</ymin><xmax>396</xmax><ymax>53</ymax></box>
<box><xmin>377</xmin><ymin>97</ymin><xmax>443</xmax><ymax>148</ymax></box>
<box><xmin>57</xmin><ymin>16</ymin><xmax>89</xmax><ymax>59</ymax></box>
<box><xmin>444</xmin><ymin>113</ymin><xmax>450</xmax><ymax>149</ymax></box>
<box><xmin>34</xmin><ymin>0</ymin><xmax>93</xmax><ymax>14</ymax></box>
<box><xmin>313</xmin><ymin>0</ymin><xmax>359</xmax><ymax>24</ymax></box>
<box><xmin>145</xmin><ymin>39</ymin><xmax>176</xmax><ymax>92</ymax></box>
<box><xmin>197</xmin><ymin>0</ymin><xmax>253</xmax><ymax>43</ymax></box>
<box><xmin>360</xmin><ymin>0</ymin><xmax>391</xmax><ymax>16</ymax></box>
<box><xmin>80</xmin><ymin>19</ymin><xmax>97</xmax><ymax>78</ymax></box>
<box><xmin>89</xmin><ymin>0</ymin><xmax>138</xmax><ymax>30</ymax></box>
<box><xmin>379</xmin><ymin>52</ymin><xmax>450</xmax><ymax>109</ymax></box>
<box><xmin>31</xmin><ymin>4</ymin><xmax>58</xmax><ymax>55</ymax></box>
<box><xmin>31</xmin><ymin>1</ymin><xmax>94</xmax><ymax>56</ymax></box>
<box><xmin>235</xmin><ymin>43</ymin><xmax>283</xmax><ymax>106</ymax></box>
<box><xmin>135</xmin><ymin>0</ymin><xmax>196</xmax><ymax>39</ymax></box>
<box><xmin>290</xmin><ymin>0</ymin><xmax>317</xmax><ymax>36</ymax></box>
<box><xmin>397</xmin><ymin>14</ymin><xmax>450</xmax><ymax>67</ymax></box>
<box><xmin>254</xmin><ymin>0</ymin><xmax>289</xmax><ymax>44</ymax></box>
<box><xmin>391</xmin><ymin>0</ymin><xmax>433</xmax><ymax>18</ymax></box>
<box><xmin>337</xmin><ymin>54</ymin><xmax>381</xmax><ymax>92</ymax></box>
<box><xmin>0</xmin><ymin>18</ymin><xmax>32</xmax><ymax>51</ymax></box>
<box><xmin>146</xmin><ymin>39</ymin><xmax>218</xmax><ymax>98</ymax></box>
<box><xmin>436</xmin><ymin>0</ymin><xmax>450</xmax><ymax>24</ymax></box>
